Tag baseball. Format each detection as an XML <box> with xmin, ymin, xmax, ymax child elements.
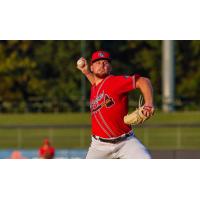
<box><xmin>77</xmin><ymin>59</ymin><xmax>85</xmax><ymax>68</ymax></box>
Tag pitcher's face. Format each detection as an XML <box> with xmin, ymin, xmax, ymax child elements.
<box><xmin>91</xmin><ymin>60</ymin><xmax>112</xmax><ymax>78</ymax></box>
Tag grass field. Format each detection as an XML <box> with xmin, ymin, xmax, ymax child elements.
<box><xmin>0</xmin><ymin>111</ymin><xmax>200</xmax><ymax>125</ymax></box>
<box><xmin>0</xmin><ymin>111</ymin><xmax>200</xmax><ymax>150</ymax></box>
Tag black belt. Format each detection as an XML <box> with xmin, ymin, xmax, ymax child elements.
<box><xmin>92</xmin><ymin>132</ymin><xmax>133</xmax><ymax>144</ymax></box>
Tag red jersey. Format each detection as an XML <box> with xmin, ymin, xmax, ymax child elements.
<box><xmin>90</xmin><ymin>74</ymin><xmax>139</xmax><ymax>138</ymax></box>
<box><xmin>39</xmin><ymin>146</ymin><xmax>55</xmax><ymax>158</ymax></box>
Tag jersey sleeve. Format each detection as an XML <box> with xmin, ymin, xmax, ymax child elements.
<box><xmin>113</xmin><ymin>74</ymin><xmax>140</xmax><ymax>94</ymax></box>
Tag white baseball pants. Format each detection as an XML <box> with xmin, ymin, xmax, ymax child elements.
<box><xmin>86</xmin><ymin>135</ymin><xmax>151</xmax><ymax>159</ymax></box>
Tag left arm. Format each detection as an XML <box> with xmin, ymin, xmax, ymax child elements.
<box><xmin>135</xmin><ymin>77</ymin><xmax>154</xmax><ymax>116</ymax></box>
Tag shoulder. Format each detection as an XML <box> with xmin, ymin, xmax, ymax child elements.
<box><xmin>110</xmin><ymin>75</ymin><xmax>130</xmax><ymax>80</ymax></box>
<box><xmin>111</xmin><ymin>75</ymin><xmax>135</xmax><ymax>83</ymax></box>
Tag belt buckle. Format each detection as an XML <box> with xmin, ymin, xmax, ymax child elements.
<box><xmin>109</xmin><ymin>135</ymin><xmax>126</xmax><ymax>144</ymax></box>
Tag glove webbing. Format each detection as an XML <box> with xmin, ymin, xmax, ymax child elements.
<box><xmin>139</xmin><ymin>95</ymin><xmax>144</xmax><ymax>107</ymax></box>
<box><xmin>131</xmin><ymin>95</ymin><xmax>145</xmax><ymax>126</ymax></box>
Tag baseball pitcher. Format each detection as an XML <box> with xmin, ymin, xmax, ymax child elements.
<box><xmin>77</xmin><ymin>51</ymin><xmax>154</xmax><ymax>159</ymax></box>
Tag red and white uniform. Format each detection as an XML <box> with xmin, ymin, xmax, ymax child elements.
<box><xmin>90</xmin><ymin>74</ymin><xmax>139</xmax><ymax>139</ymax></box>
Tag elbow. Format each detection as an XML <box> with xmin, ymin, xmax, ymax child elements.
<box><xmin>141</xmin><ymin>77</ymin><xmax>151</xmax><ymax>82</ymax></box>
<box><xmin>136</xmin><ymin>77</ymin><xmax>151</xmax><ymax>88</ymax></box>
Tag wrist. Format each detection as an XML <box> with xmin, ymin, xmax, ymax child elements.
<box><xmin>144</xmin><ymin>104</ymin><xmax>153</xmax><ymax>108</ymax></box>
<box><xmin>143</xmin><ymin>104</ymin><xmax>154</xmax><ymax>110</ymax></box>
<box><xmin>144</xmin><ymin>101</ymin><xmax>153</xmax><ymax>106</ymax></box>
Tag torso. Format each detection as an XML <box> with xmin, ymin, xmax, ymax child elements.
<box><xmin>90</xmin><ymin>75</ymin><xmax>136</xmax><ymax>138</ymax></box>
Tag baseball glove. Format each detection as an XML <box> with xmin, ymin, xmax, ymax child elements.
<box><xmin>124</xmin><ymin>96</ymin><xmax>154</xmax><ymax>126</ymax></box>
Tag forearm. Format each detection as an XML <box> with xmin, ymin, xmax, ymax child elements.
<box><xmin>82</xmin><ymin>70</ymin><xmax>95</xmax><ymax>85</ymax></box>
<box><xmin>76</xmin><ymin>57</ymin><xmax>95</xmax><ymax>85</ymax></box>
<box><xmin>136</xmin><ymin>77</ymin><xmax>154</xmax><ymax>106</ymax></box>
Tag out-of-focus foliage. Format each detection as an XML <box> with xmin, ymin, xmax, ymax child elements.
<box><xmin>0</xmin><ymin>40</ymin><xmax>199</xmax><ymax>112</ymax></box>
<box><xmin>176</xmin><ymin>41</ymin><xmax>200</xmax><ymax>110</ymax></box>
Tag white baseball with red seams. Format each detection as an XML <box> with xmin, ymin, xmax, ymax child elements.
<box><xmin>77</xmin><ymin>59</ymin><xmax>85</xmax><ymax>68</ymax></box>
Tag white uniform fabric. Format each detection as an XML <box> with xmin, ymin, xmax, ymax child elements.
<box><xmin>86</xmin><ymin>134</ymin><xmax>151</xmax><ymax>159</ymax></box>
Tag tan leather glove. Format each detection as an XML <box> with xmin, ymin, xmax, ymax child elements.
<box><xmin>124</xmin><ymin>96</ymin><xmax>154</xmax><ymax>126</ymax></box>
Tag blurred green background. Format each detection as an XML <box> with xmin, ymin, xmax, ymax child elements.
<box><xmin>0</xmin><ymin>40</ymin><xmax>200</xmax><ymax>112</ymax></box>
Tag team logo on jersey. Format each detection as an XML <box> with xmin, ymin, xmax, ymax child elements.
<box><xmin>104</xmin><ymin>95</ymin><xmax>114</xmax><ymax>107</ymax></box>
<box><xmin>90</xmin><ymin>94</ymin><xmax>115</xmax><ymax>113</ymax></box>
<box><xmin>90</xmin><ymin>92</ymin><xmax>104</xmax><ymax>108</ymax></box>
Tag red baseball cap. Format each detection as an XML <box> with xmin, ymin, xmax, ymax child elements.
<box><xmin>91</xmin><ymin>51</ymin><xmax>111</xmax><ymax>64</ymax></box>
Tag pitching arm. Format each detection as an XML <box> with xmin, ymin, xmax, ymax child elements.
<box><xmin>76</xmin><ymin>57</ymin><xmax>95</xmax><ymax>85</ymax></box>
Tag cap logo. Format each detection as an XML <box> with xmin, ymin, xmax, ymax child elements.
<box><xmin>98</xmin><ymin>52</ymin><xmax>104</xmax><ymax>57</ymax></box>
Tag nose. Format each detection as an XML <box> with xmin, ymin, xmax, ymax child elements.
<box><xmin>101</xmin><ymin>61</ymin><xmax>106</xmax><ymax>67</ymax></box>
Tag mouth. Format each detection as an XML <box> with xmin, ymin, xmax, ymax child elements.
<box><xmin>98</xmin><ymin>70</ymin><xmax>105</xmax><ymax>73</ymax></box>
<box><xmin>95</xmin><ymin>71</ymin><xmax>108</xmax><ymax>78</ymax></box>
<box><xmin>98</xmin><ymin>68</ymin><xmax>107</xmax><ymax>73</ymax></box>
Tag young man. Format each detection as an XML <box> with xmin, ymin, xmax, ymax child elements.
<box><xmin>77</xmin><ymin>50</ymin><xmax>154</xmax><ymax>159</ymax></box>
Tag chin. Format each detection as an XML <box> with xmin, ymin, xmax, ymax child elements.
<box><xmin>95</xmin><ymin>73</ymin><xmax>109</xmax><ymax>78</ymax></box>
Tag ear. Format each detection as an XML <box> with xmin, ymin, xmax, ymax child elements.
<box><xmin>108</xmin><ymin>66</ymin><xmax>112</xmax><ymax>74</ymax></box>
<box><xmin>90</xmin><ymin>64</ymin><xmax>94</xmax><ymax>72</ymax></box>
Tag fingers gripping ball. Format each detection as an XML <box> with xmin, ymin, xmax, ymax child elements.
<box><xmin>77</xmin><ymin>59</ymin><xmax>85</xmax><ymax>68</ymax></box>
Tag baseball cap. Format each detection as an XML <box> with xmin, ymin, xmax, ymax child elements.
<box><xmin>91</xmin><ymin>51</ymin><xmax>111</xmax><ymax>64</ymax></box>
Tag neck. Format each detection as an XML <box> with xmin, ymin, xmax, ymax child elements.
<box><xmin>94</xmin><ymin>76</ymin><xmax>104</xmax><ymax>85</ymax></box>
<box><xmin>93</xmin><ymin>73</ymin><xmax>111</xmax><ymax>85</ymax></box>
